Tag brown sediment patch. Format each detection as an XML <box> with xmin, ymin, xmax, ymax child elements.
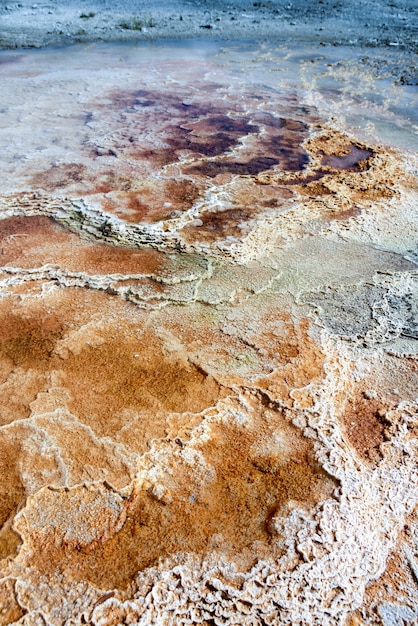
<box><xmin>0</xmin><ymin>438</ymin><xmax>25</xmax><ymax>561</ymax></box>
<box><xmin>158</xmin><ymin>304</ymin><xmax>326</xmax><ymax>408</ymax></box>
<box><xmin>255</xmin><ymin>117</ymin><xmax>310</xmax><ymax>172</ymax></box>
<box><xmin>101</xmin><ymin>191</ymin><xmax>159</xmax><ymax>223</ymax></box>
<box><xmin>0</xmin><ymin>579</ymin><xmax>26</xmax><ymax>625</ymax></box>
<box><xmin>182</xmin><ymin>207</ymin><xmax>255</xmax><ymax>242</ymax></box>
<box><xmin>0</xmin><ymin>214</ymin><xmax>63</xmax><ymax>242</ymax></box>
<box><xmin>0</xmin><ymin>518</ymin><xmax>21</xmax><ymax>563</ymax></box>
<box><xmin>101</xmin><ymin>177</ymin><xmax>202</xmax><ymax>223</ymax></box>
<box><xmin>28</xmin><ymin>164</ymin><xmax>204</xmax><ymax>225</ymax></box>
<box><xmin>182</xmin><ymin>179</ymin><xmax>294</xmax><ymax>243</ymax></box>
<box><xmin>327</xmin><ymin>205</ymin><xmax>362</xmax><ymax>220</ymax></box>
<box><xmin>28</xmin><ymin>162</ymin><xmax>206</xmax><ymax>224</ymax></box>
<box><xmin>30</xmin><ymin>163</ymin><xmax>87</xmax><ymax>192</ymax></box>
<box><xmin>0</xmin><ymin>367</ymin><xmax>48</xmax><ymax>426</ymax></box>
<box><xmin>100</xmin><ymin>88</ymin><xmax>229</xmax><ymax>120</ymax></box>
<box><xmin>169</xmin><ymin>114</ymin><xmax>260</xmax><ymax>159</ymax></box>
<box><xmin>181</xmin><ymin>178</ymin><xmax>293</xmax><ymax>241</ymax></box>
<box><xmin>20</xmin><ymin>400</ymin><xmax>337</xmax><ymax>590</ymax></box>
<box><xmin>0</xmin><ymin>291</ymin><xmax>68</xmax><ymax>425</ymax></box>
<box><xmin>194</xmin><ymin>412</ymin><xmax>336</xmax><ymax>550</ymax></box>
<box><xmin>108</xmin><ymin>191</ymin><xmax>148</xmax><ymax>220</ymax></box>
<box><xmin>0</xmin><ymin>309</ymin><xmax>65</xmax><ymax>370</ymax></box>
<box><xmin>287</xmin><ymin>170</ymin><xmax>329</xmax><ymax>186</ymax></box>
<box><xmin>185</xmin><ymin>157</ymin><xmax>280</xmax><ymax>178</ymax></box>
<box><xmin>163</xmin><ymin>179</ymin><xmax>201</xmax><ymax>211</ymax></box>
<box><xmin>75</xmin><ymin>243</ymin><xmax>167</xmax><ymax>276</ymax></box>
<box><xmin>0</xmin><ymin>214</ymin><xmax>184</xmax><ymax>277</ymax></box>
<box><xmin>259</xmin><ymin>187</ymin><xmax>294</xmax><ymax>202</ymax></box>
<box><xmin>294</xmin><ymin>176</ymin><xmax>334</xmax><ymax>197</ymax></box>
<box><xmin>376</xmin><ymin>354</ymin><xmax>418</xmax><ymax>405</ymax></box>
<box><xmin>0</xmin><ymin>285</ymin><xmax>225</xmax><ymax>442</ymax></box>
<box><xmin>62</xmin><ymin>330</ymin><xmax>225</xmax><ymax>440</ymax></box>
<box><xmin>338</xmin><ymin>389</ymin><xmax>393</xmax><ymax>464</ymax></box>
<box><xmin>254</xmin><ymin>314</ymin><xmax>314</xmax><ymax>364</ymax></box>
<box><xmin>0</xmin><ymin>215</ymin><xmax>71</xmax><ymax>263</ymax></box>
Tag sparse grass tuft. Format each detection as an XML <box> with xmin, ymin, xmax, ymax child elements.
<box><xmin>119</xmin><ymin>16</ymin><xmax>156</xmax><ymax>30</ymax></box>
<box><xmin>119</xmin><ymin>17</ymin><xmax>143</xmax><ymax>31</ymax></box>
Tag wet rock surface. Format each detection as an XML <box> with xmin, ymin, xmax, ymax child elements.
<box><xmin>0</xmin><ymin>39</ymin><xmax>417</xmax><ymax>625</ymax></box>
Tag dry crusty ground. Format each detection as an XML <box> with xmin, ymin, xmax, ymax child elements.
<box><xmin>0</xmin><ymin>0</ymin><xmax>417</xmax><ymax>50</ymax></box>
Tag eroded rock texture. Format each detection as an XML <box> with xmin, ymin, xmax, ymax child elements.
<box><xmin>0</xmin><ymin>42</ymin><xmax>417</xmax><ymax>625</ymax></box>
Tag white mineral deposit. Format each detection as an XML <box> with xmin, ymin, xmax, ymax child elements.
<box><xmin>0</xmin><ymin>2</ymin><xmax>417</xmax><ymax>625</ymax></box>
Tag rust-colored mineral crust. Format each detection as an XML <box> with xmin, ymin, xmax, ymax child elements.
<box><xmin>0</xmin><ymin>42</ymin><xmax>417</xmax><ymax>625</ymax></box>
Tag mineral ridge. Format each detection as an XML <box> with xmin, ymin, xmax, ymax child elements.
<box><xmin>0</xmin><ymin>41</ymin><xmax>417</xmax><ymax>625</ymax></box>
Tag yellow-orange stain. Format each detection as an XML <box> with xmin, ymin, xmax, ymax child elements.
<box><xmin>22</xmin><ymin>404</ymin><xmax>337</xmax><ymax>590</ymax></box>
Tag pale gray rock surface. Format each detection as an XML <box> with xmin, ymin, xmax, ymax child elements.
<box><xmin>0</xmin><ymin>0</ymin><xmax>417</xmax><ymax>50</ymax></box>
